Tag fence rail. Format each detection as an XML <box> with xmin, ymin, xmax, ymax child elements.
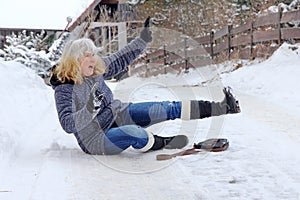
<box><xmin>131</xmin><ymin>9</ymin><xmax>300</xmax><ymax>77</ymax></box>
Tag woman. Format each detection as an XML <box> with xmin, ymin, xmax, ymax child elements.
<box><xmin>50</xmin><ymin>17</ymin><xmax>241</xmax><ymax>155</ymax></box>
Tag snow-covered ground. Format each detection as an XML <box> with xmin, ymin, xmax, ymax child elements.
<box><xmin>0</xmin><ymin>43</ymin><xmax>300</xmax><ymax>200</ymax></box>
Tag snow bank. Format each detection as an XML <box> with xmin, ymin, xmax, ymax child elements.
<box><xmin>0</xmin><ymin>61</ymin><xmax>76</xmax><ymax>168</ymax></box>
<box><xmin>222</xmin><ymin>43</ymin><xmax>300</xmax><ymax>114</ymax></box>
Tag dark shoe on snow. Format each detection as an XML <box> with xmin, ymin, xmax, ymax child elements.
<box><xmin>151</xmin><ymin>135</ymin><xmax>188</xmax><ymax>150</ymax></box>
<box><xmin>223</xmin><ymin>87</ymin><xmax>241</xmax><ymax>113</ymax></box>
<box><xmin>164</xmin><ymin>135</ymin><xmax>189</xmax><ymax>149</ymax></box>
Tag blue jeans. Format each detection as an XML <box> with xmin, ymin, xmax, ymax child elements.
<box><xmin>104</xmin><ymin>101</ymin><xmax>181</xmax><ymax>154</ymax></box>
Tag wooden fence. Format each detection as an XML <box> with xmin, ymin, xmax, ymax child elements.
<box><xmin>131</xmin><ymin>9</ymin><xmax>300</xmax><ymax>77</ymax></box>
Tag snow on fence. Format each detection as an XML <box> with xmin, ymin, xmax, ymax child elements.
<box><xmin>131</xmin><ymin>9</ymin><xmax>300</xmax><ymax>77</ymax></box>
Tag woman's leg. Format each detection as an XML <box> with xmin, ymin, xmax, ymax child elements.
<box><xmin>115</xmin><ymin>101</ymin><xmax>182</xmax><ymax>127</ymax></box>
<box><xmin>115</xmin><ymin>100</ymin><xmax>217</xmax><ymax>127</ymax></box>
<box><xmin>104</xmin><ymin>125</ymin><xmax>154</xmax><ymax>155</ymax></box>
<box><xmin>104</xmin><ymin>124</ymin><xmax>188</xmax><ymax>155</ymax></box>
<box><xmin>115</xmin><ymin>89</ymin><xmax>240</xmax><ymax>127</ymax></box>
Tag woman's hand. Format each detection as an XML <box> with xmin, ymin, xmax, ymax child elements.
<box><xmin>140</xmin><ymin>16</ymin><xmax>152</xmax><ymax>43</ymax></box>
<box><xmin>87</xmin><ymin>84</ymin><xmax>103</xmax><ymax>114</ymax></box>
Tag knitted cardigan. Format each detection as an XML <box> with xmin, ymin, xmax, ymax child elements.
<box><xmin>50</xmin><ymin>37</ymin><xmax>147</xmax><ymax>154</ymax></box>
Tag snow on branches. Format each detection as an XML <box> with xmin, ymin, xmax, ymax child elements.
<box><xmin>0</xmin><ymin>30</ymin><xmax>69</xmax><ymax>77</ymax></box>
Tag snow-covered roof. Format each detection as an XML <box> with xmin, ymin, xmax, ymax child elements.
<box><xmin>0</xmin><ymin>0</ymin><xmax>95</xmax><ymax>30</ymax></box>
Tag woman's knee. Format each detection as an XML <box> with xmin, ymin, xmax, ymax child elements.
<box><xmin>119</xmin><ymin>125</ymin><xmax>147</xmax><ymax>139</ymax></box>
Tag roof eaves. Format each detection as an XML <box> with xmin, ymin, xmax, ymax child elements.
<box><xmin>68</xmin><ymin>0</ymin><xmax>102</xmax><ymax>32</ymax></box>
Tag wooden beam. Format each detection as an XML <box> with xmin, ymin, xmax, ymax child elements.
<box><xmin>281</xmin><ymin>10</ymin><xmax>300</xmax><ymax>23</ymax></box>
<box><xmin>194</xmin><ymin>35</ymin><xmax>210</xmax><ymax>45</ymax></box>
<box><xmin>231</xmin><ymin>21</ymin><xmax>252</xmax><ymax>35</ymax></box>
<box><xmin>253</xmin><ymin>29</ymin><xmax>279</xmax><ymax>43</ymax></box>
<box><xmin>253</xmin><ymin>13</ymin><xmax>280</xmax><ymax>28</ymax></box>
<box><xmin>214</xmin><ymin>26</ymin><xmax>229</xmax><ymax>40</ymax></box>
<box><xmin>101</xmin><ymin>0</ymin><xmax>119</xmax><ymax>4</ymax></box>
<box><xmin>281</xmin><ymin>27</ymin><xmax>300</xmax><ymax>40</ymax></box>
<box><xmin>231</xmin><ymin>35</ymin><xmax>252</xmax><ymax>47</ymax></box>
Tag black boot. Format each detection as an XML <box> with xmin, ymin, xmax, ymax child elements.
<box><xmin>181</xmin><ymin>86</ymin><xmax>241</xmax><ymax>120</ymax></box>
<box><xmin>187</xmin><ymin>99</ymin><xmax>228</xmax><ymax>119</ymax></box>
<box><xmin>150</xmin><ymin>135</ymin><xmax>188</xmax><ymax>151</ymax></box>
<box><xmin>211</xmin><ymin>87</ymin><xmax>241</xmax><ymax>116</ymax></box>
<box><xmin>222</xmin><ymin>87</ymin><xmax>241</xmax><ymax>114</ymax></box>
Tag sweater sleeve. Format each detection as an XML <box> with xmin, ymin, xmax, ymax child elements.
<box><xmin>102</xmin><ymin>37</ymin><xmax>147</xmax><ymax>79</ymax></box>
<box><xmin>54</xmin><ymin>84</ymin><xmax>95</xmax><ymax>134</ymax></box>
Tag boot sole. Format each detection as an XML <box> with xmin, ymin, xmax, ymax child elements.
<box><xmin>164</xmin><ymin>135</ymin><xmax>189</xmax><ymax>149</ymax></box>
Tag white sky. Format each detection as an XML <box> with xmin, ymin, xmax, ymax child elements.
<box><xmin>0</xmin><ymin>0</ymin><xmax>94</xmax><ymax>30</ymax></box>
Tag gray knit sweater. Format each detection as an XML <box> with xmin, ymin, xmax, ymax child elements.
<box><xmin>50</xmin><ymin>37</ymin><xmax>147</xmax><ymax>154</ymax></box>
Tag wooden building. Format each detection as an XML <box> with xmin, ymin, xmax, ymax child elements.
<box><xmin>0</xmin><ymin>0</ymin><xmax>139</xmax><ymax>51</ymax></box>
<box><xmin>68</xmin><ymin>0</ymin><xmax>141</xmax><ymax>55</ymax></box>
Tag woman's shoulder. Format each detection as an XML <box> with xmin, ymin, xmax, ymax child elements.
<box><xmin>50</xmin><ymin>73</ymin><xmax>74</xmax><ymax>89</ymax></box>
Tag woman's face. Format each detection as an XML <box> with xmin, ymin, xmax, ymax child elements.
<box><xmin>79</xmin><ymin>52</ymin><xmax>96</xmax><ymax>77</ymax></box>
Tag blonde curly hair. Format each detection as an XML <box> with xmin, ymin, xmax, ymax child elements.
<box><xmin>54</xmin><ymin>38</ymin><xmax>106</xmax><ymax>84</ymax></box>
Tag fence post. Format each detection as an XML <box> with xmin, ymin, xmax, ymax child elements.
<box><xmin>163</xmin><ymin>44</ymin><xmax>167</xmax><ymax>74</ymax></box>
<box><xmin>3</xmin><ymin>30</ymin><xmax>7</xmax><ymax>48</ymax></box>
<box><xmin>278</xmin><ymin>7</ymin><xmax>283</xmax><ymax>45</ymax></box>
<box><xmin>210</xmin><ymin>31</ymin><xmax>214</xmax><ymax>60</ymax></box>
<box><xmin>163</xmin><ymin>44</ymin><xmax>167</xmax><ymax>65</ymax></box>
<box><xmin>228</xmin><ymin>25</ymin><xmax>232</xmax><ymax>60</ymax></box>
<box><xmin>250</xmin><ymin>20</ymin><xmax>254</xmax><ymax>59</ymax></box>
<box><xmin>145</xmin><ymin>53</ymin><xmax>149</xmax><ymax>78</ymax></box>
<box><xmin>184</xmin><ymin>37</ymin><xmax>188</xmax><ymax>72</ymax></box>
